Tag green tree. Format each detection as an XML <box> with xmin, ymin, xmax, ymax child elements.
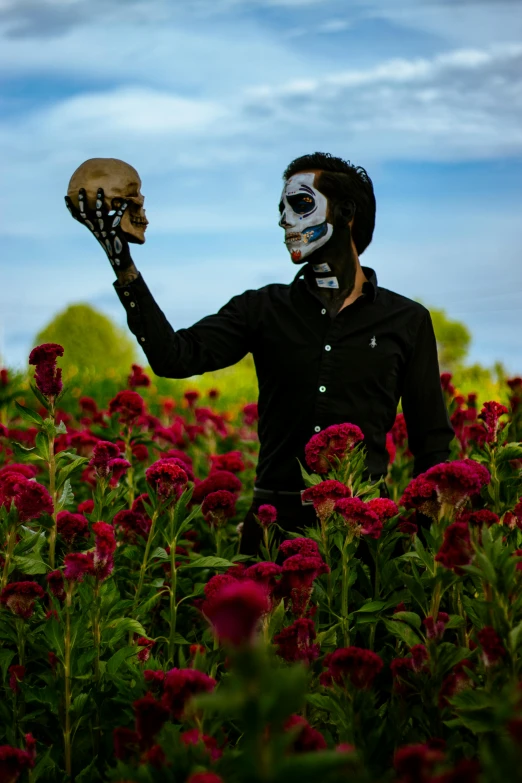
<box><xmin>35</xmin><ymin>303</ymin><xmax>137</xmax><ymax>379</ymax></box>
<box><xmin>419</xmin><ymin>304</ymin><xmax>472</xmax><ymax>372</ymax></box>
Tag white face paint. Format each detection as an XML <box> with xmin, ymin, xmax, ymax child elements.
<box><xmin>279</xmin><ymin>173</ymin><xmax>333</xmax><ymax>263</ymax></box>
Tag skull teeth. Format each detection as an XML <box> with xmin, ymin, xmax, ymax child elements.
<box><xmin>130</xmin><ymin>218</ymin><xmax>147</xmax><ymax>225</ymax></box>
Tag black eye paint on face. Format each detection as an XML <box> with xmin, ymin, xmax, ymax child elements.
<box><xmin>278</xmin><ymin>200</ymin><xmax>284</xmax><ymax>214</ymax></box>
<box><xmin>287</xmin><ymin>193</ymin><xmax>316</xmax><ymax>215</ymax></box>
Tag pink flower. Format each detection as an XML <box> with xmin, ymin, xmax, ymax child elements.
<box><xmin>0</xmin><ymin>464</ymin><xmax>37</xmax><ymax>480</ymax></box>
<box><xmin>92</xmin><ymin>521</ymin><xmax>116</xmax><ymax>580</ymax></box>
<box><xmin>145</xmin><ymin>460</ymin><xmax>188</xmax><ymax>500</ymax></box>
<box><xmin>88</xmin><ymin>441</ymin><xmax>121</xmax><ymax>478</ymax></box>
<box><xmin>284</xmin><ymin>714</ymin><xmax>327</xmax><ymax>752</ymax></box>
<box><xmin>191</xmin><ymin>471</ymin><xmax>242</xmax><ymax>504</ymax></box>
<box><xmin>107</xmin><ymin>458</ymin><xmax>132</xmax><ymax>486</ymax></box>
<box><xmin>113</xmin><ymin>509</ymin><xmax>150</xmax><ymax>542</ymax></box>
<box><xmin>244</xmin><ymin>561</ymin><xmax>282</xmax><ymax>608</ymax></box>
<box><xmin>423</xmin><ymin>612</ymin><xmax>449</xmax><ymax>641</ymax></box>
<box><xmin>400</xmin><ymin>475</ymin><xmax>440</xmax><ymax>522</ymax></box>
<box><xmin>397</xmin><ymin>516</ymin><xmax>419</xmax><ymax>536</ymax></box>
<box><xmin>301</xmin><ymin>480</ymin><xmax>350</xmax><ymax>523</ymax></box>
<box><xmin>1</xmin><ymin>479</ymin><xmax>54</xmax><ymax>523</ymax></box>
<box><xmin>477</xmin><ymin>626</ymin><xmax>505</xmax><ymax>666</ymax></box>
<box><xmin>0</xmin><ymin>581</ymin><xmax>45</xmax><ymax>619</ymax></box>
<box><xmin>279</xmin><ymin>537</ymin><xmax>320</xmax><ymax>560</ymax></box>
<box><xmin>128</xmin><ymin>363</ymin><xmax>150</xmax><ymax>388</ymax></box>
<box><xmin>423</xmin><ymin>460</ymin><xmax>490</xmax><ymax>508</ymax></box>
<box><xmin>57</xmin><ymin>511</ymin><xmax>89</xmax><ymax>546</ymax></box>
<box><xmin>184</xmin><ymin>389</ymin><xmax>200</xmax><ymax>407</ymax></box>
<box><xmin>439</xmin><ymin>659</ymin><xmax>474</xmax><ymax>708</ymax></box>
<box><xmin>304</xmin><ymin>423</ymin><xmax>364</xmax><ymax>474</ymax></box>
<box><xmin>478</xmin><ymin>400</ymin><xmax>509</xmax><ymax>443</ymax></box>
<box><xmin>256</xmin><ymin>504</ymin><xmax>278</xmax><ymax>528</ymax></box>
<box><xmin>209</xmin><ymin>450</ymin><xmax>245</xmax><ymax>474</ymax></box>
<box><xmin>367</xmin><ymin>497</ymin><xmax>399</xmax><ymax>521</ymax></box>
<box><xmin>394</xmin><ymin>743</ymin><xmax>446</xmax><ymax>783</ymax></box>
<box><xmin>334</xmin><ymin>497</ymin><xmax>383</xmax><ymax>539</ymax></box>
<box><xmin>108</xmin><ymin>390</ymin><xmax>146</xmax><ymax>424</ymax></box>
<box><xmin>278</xmin><ymin>554</ymin><xmax>329</xmax><ymax>615</ymax></box>
<box><xmin>136</xmin><ymin>637</ymin><xmax>156</xmax><ymax>663</ymax></box>
<box><xmin>390</xmin><ymin>413</ymin><xmax>409</xmax><ymax>449</ymax></box>
<box><xmin>386</xmin><ymin>431</ymin><xmax>397</xmax><ymax>465</ymax></box>
<box><xmin>28</xmin><ymin>342</ymin><xmax>64</xmax><ymax>398</ymax></box>
<box><xmin>435</xmin><ymin>521</ymin><xmax>472</xmax><ymax>574</ymax></box>
<box><xmin>46</xmin><ymin>570</ymin><xmax>66</xmax><ymax>601</ymax></box>
<box><xmin>324</xmin><ymin>646</ymin><xmax>383</xmax><ymax>690</ymax></box>
<box><xmin>203</xmin><ymin>580</ymin><xmax>269</xmax><ymax>646</ymax></box>
<box><xmin>458</xmin><ymin>509</ymin><xmax>499</xmax><ymax>528</ymax></box>
<box><xmin>77</xmin><ymin>499</ymin><xmax>94</xmax><ymax>514</ymax></box>
<box><xmin>0</xmin><ymin>743</ymin><xmax>35</xmax><ymax>781</ymax></box>
<box><xmin>161</xmin><ymin>668</ymin><xmax>216</xmax><ymax>719</ymax></box>
<box><xmin>180</xmin><ymin>729</ymin><xmax>223</xmax><ymax>761</ymax></box>
<box><xmin>133</xmin><ymin>692</ymin><xmax>169</xmax><ymax>746</ymax></box>
<box><xmin>201</xmin><ymin>490</ymin><xmax>237</xmax><ymax>526</ymax></box>
<box><xmin>8</xmin><ymin>664</ymin><xmax>26</xmax><ymax>694</ymax></box>
<box><xmin>63</xmin><ymin>552</ymin><xmax>94</xmax><ymax>582</ymax></box>
<box><xmin>273</xmin><ymin>618</ymin><xmax>320</xmax><ymax>664</ymax></box>
<box><xmin>187</xmin><ymin>773</ymin><xmax>224</xmax><ymax>783</ymax></box>
<box><xmin>242</xmin><ymin>402</ymin><xmax>258</xmax><ymax>426</ymax></box>
<box><xmin>440</xmin><ymin>372</ymin><xmax>455</xmax><ymax>395</ymax></box>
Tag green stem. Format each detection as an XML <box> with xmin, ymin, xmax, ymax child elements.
<box><xmin>168</xmin><ymin>538</ymin><xmax>178</xmax><ymax>665</ymax></box>
<box><xmin>341</xmin><ymin>538</ymin><xmax>351</xmax><ymax>646</ymax></box>
<box><xmin>134</xmin><ymin>509</ymin><xmax>159</xmax><ymax>609</ymax></box>
<box><xmin>1</xmin><ymin>524</ymin><xmax>17</xmax><ymax>590</ymax></box>
<box><xmin>92</xmin><ymin>582</ymin><xmax>101</xmax><ymax>682</ymax></box>
<box><xmin>64</xmin><ymin>586</ymin><xmax>73</xmax><ymax>778</ymax></box>
<box><xmin>48</xmin><ymin>429</ymin><xmax>58</xmax><ymax>570</ymax></box>
<box><xmin>123</xmin><ymin>427</ymin><xmax>135</xmax><ymax>506</ymax></box>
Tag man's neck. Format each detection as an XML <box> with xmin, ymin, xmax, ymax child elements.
<box><xmin>304</xmin><ymin>238</ymin><xmax>368</xmax><ymax>316</ymax></box>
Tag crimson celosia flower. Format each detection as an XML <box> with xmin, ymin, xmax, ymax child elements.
<box><xmin>399</xmin><ymin>476</ymin><xmax>439</xmax><ymax>521</ymax></box>
<box><xmin>397</xmin><ymin>516</ymin><xmax>418</xmax><ymax>535</ymax></box>
<box><xmin>438</xmin><ymin>659</ymin><xmax>473</xmax><ymax>708</ymax></box>
<box><xmin>334</xmin><ymin>497</ymin><xmax>383</xmax><ymax>539</ymax></box>
<box><xmin>208</xmin><ymin>388</ymin><xmax>219</xmax><ymax>399</ymax></box>
<box><xmin>107</xmin><ymin>458</ymin><xmax>132</xmax><ymax>486</ymax></box>
<box><xmin>203</xmin><ymin>579</ymin><xmax>269</xmax><ymax>646</ymax></box>
<box><xmin>92</xmin><ymin>521</ymin><xmax>116</xmax><ymax>580</ymax></box>
<box><xmin>390</xmin><ymin>412</ymin><xmax>409</xmax><ymax>449</ymax></box>
<box><xmin>143</xmin><ymin>669</ymin><xmax>166</xmax><ymax>690</ymax></box>
<box><xmin>204</xmin><ymin>573</ymin><xmax>239</xmax><ymax>600</ymax></box>
<box><xmin>423</xmin><ymin>460</ymin><xmax>490</xmax><ymax>508</ymax></box>
<box><xmin>201</xmin><ymin>490</ymin><xmax>237</xmax><ymax>526</ymax></box>
<box><xmin>423</xmin><ymin>612</ymin><xmax>449</xmax><ymax>641</ymax></box>
<box><xmin>180</xmin><ymin>729</ymin><xmax>223</xmax><ymax>761</ymax></box>
<box><xmin>184</xmin><ymin>389</ymin><xmax>200</xmax><ymax>407</ymax></box>
<box><xmin>28</xmin><ymin>342</ymin><xmax>64</xmax><ymax>398</ymax></box>
<box><xmin>136</xmin><ymin>637</ymin><xmax>155</xmax><ymax>663</ymax></box>
<box><xmin>410</xmin><ymin>644</ymin><xmax>429</xmax><ymax>672</ymax></box>
<box><xmin>243</xmin><ymin>402</ymin><xmax>258</xmax><ymax>426</ymax></box>
<box><xmin>478</xmin><ymin>400</ymin><xmax>509</xmax><ymax>443</ymax></box>
<box><xmin>301</xmin><ymin>479</ymin><xmax>350</xmax><ymax>523</ymax></box>
<box><xmin>128</xmin><ymin>363</ymin><xmax>151</xmax><ymax>388</ymax></box>
<box><xmin>435</xmin><ymin>521</ymin><xmax>472</xmax><ymax>574</ymax></box>
<box><xmin>0</xmin><ymin>743</ymin><xmax>35</xmax><ymax>781</ymax></box>
<box><xmin>0</xmin><ymin>463</ymin><xmax>37</xmax><ymax>480</ymax></box>
<box><xmin>514</xmin><ymin>549</ymin><xmax>522</xmax><ymax>572</ymax></box>
<box><xmin>157</xmin><ymin>455</ymin><xmax>194</xmax><ymax>482</ymax></box>
<box><xmin>273</xmin><ymin>618</ymin><xmax>320</xmax><ymax>664</ymax></box>
<box><xmin>56</xmin><ymin>511</ymin><xmax>89</xmax><ymax>546</ymax></box>
<box><xmin>3</xmin><ymin>480</ymin><xmax>54</xmax><ymax>523</ymax></box>
<box><xmin>394</xmin><ymin>743</ymin><xmax>446</xmax><ymax>783</ymax></box>
<box><xmin>458</xmin><ymin>508</ymin><xmax>499</xmax><ymax>528</ymax></box>
<box><xmin>367</xmin><ymin>497</ymin><xmax>399</xmax><ymax>521</ymax></box>
<box><xmin>145</xmin><ymin>460</ymin><xmax>188</xmax><ymax>500</ymax></box>
<box><xmin>191</xmin><ymin>471</ymin><xmax>242</xmax><ymax>504</ymax></box>
<box><xmin>144</xmin><ymin>744</ymin><xmax>165</xmax><ymax>768</ymax></box>
<box><xmin>0</xmin><ymin>581</ymin><xmax>45</xmax><ymax>619</ymax></box>
<box><xmin>113</xmin><ymin>726</ymin><xmax>139</xmax><ymax>760</ymax></box>
<box><xmin>77</xmin><ymin>499</ymin><xmax>94</xmax><ymax>514</ymax></box>
<box><xmin>244</xmin><ymin>562</ymin><xmax>281</xmax><ymax>608</ymax></box>
<box><xmin>194</xmin><ymin>407</ymin><xmax>228</xmax><ymax>437</ymax></box>
<box><xmin>279</xmin><ymin>537</ymin><xmax>320</xmax><ymax>560</ymax></box>
<box><xmin>133</xmin><ymin>692</ymin><xmax>169</xmax><ymax>746</ymax></box>
<box><xmin>46</xmin><ymin>570</ymin><xmax>65</xmax><ymax>601</ymax></box>
<box><xmin>440</xmin><ymin>372</ymin><xmax>455</xmax><ymax>395</ymax></box>
<box><xmin>108</xmin><ymin>390</ymin><xmax>146</xmax><ymax>424</ymax></box>
<box><xmin>284</xmin><ymin>715</ymin><xmax>327</xmax><ymax>752</ymax></box>
<box><xmin>0</xmin><ymin>368</ymin><xmax>8</xmax><ymax>386</ymax></box>
<box><xmin>324</xmin><ymin>646</ymin><xmax>383</xmax><ymax>690</ymax></box>
<box><xmin>386</xmin><ymin>431</ymin><xmax>397</xmax><ymax>465</ymax></box>
<box><xmin>390</xmin><ymin>657</ymin><xmax>415</xmax><ymax>696</ymax></box>
<box><xmin>210</xmin><ymin>450</ymin><xmax>245</xmax><ymax>474</ymax></box>
<box><xmin>8</xmin><ymin>664</ymin><xmax>26</xmax><ymax>693</ymax></box>
<box><xmin>161</xmin><ymin>667</ymin><xmax>216</xmax><ymax>720</ymax></box>
<box><xmin>477</xmin><ymin>626</ymin><xmax>505</xmax><ymax>666</ymax></box>
<box><xmin>88</xmin><ymin>441</ymin><xmax>121</xmax><ymax>478</ymax></box>
<box><xmin>113</xmin><ymin>509</ymin><xmax>150</xmax><ymax>542</ymax></box>
<box><xmin>256</xmin><ymin>504</ymin><xmax>278</xmax><ymax>528</ymax></box>
<box><xmin>304</xmin><ymin>423</ymin><xmax>364</xmax><ymax>474</ymax></box>
<box><xmin>63</xmin><ymin>552</ymin><xmax>94</xmax><ymax>582</ymax></box>
<box><xmin>278</xmin><ymin>555</ymin><xmax>329</xmax><ymax>615</ymax></box>
<box><xmin>187</xmin><ymin>773</ymin><xmax>224</xmax><ymax>783</ymax></box>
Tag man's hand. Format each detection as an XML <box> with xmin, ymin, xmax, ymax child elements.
<box><xmin>64</xmin><ymin>187</ymin><xmax>135</xmax><ymax>273</ymax></box>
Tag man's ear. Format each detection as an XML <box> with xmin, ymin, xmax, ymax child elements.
<box><xmin>332</xmin><ymin>199</ymin><xmax>356</xmax><ymax>228</ymax></box>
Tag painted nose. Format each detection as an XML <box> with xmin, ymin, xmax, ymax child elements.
<box><xmin>279</xmin><ymin>211</ymin><xmax>295</xmax><ymax>229</ymax></box>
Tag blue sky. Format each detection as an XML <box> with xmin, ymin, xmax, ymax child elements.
<box><xmin>1</xmin><ymin>0</ymin><xmax>521</xmax><ymax>373</ymax></box>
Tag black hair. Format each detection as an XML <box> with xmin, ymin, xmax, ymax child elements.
<box><xmin>283</xmin><ymin>152</ymin><xmax>376</xmax><ymax>255</ymax></box>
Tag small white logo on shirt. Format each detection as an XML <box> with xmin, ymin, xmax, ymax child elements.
<box><xmin>369</xmin><ymin>336</ymin><xmax>377</xmax><ymax>348</ymax></box>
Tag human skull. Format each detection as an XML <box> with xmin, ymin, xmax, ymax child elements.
<box><xmin>279</xmin><ymin>172</ymin><xmax>333</xmax><ymax>263</ymax></box>
<box><xmin>67</xmin><ymin>158</ymin><xmax>148</xmax><ymax>244</ymax></box>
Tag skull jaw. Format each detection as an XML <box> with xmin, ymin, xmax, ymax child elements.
<box><xmin>120</xmin><ymin>206</ymin><xmax>147</xmax><ymax>244</ymax></box>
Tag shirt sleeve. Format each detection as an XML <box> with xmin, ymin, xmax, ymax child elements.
<box><xmin>401</xmin><ymin>309</ymin><xmax>456</xmax><ymax>477</ymax></box>
<box><xmin>113</xmin><ymin>272</ymin><xmax>254</xmax><ymax>378</ymax></box>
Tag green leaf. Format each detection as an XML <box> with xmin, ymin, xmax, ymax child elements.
<box><xmin>29</xmin><ymin>382</ymin><xmax>51</xmax><ymax>411</ymax></box>
<box><xmin>57</xmin><ymin>479</ymin><xmax>75</xmax><ymax>512</ymax></box>
<box><xmin>14</xmin><ymin>401</ymin><xmax>44</xmax><ymax>427</ymax></box>
<box><xmin>401</xmin><ymin>571</ymin><xmax>428</xmax><ymax>613</ymax></box>
<box><xmin>54</xmin><ymin>420</ymin><xmax>68</xmax><ymax>435</ymax></box>
<box><xmin>35</xmin><ymin>431</ymin><xmax>50</xmax><ymax>461</ymax></box>
<box><xmin>106</xmin><ymin>646</ymin><xmax>138</xmax><ymax>675</ymax></box>
<box><xmin>268</xmin><ymin>599</ymin><xmax>286</xmax><ymax>640</ymax></box>
<box><xmin>355</xmin><ymin>600</ymin><xmax>387</xmax><ymax>613</ymax></box>
<box><xmin>151</xmin><ymin>547</ymin><xmax>169</xmax><ymax>560</ymax></box>
<box><xmin>392</xmin><ymin>611</ymin><xmax>422</xmax><ymax>630</ymax></box>
<box><xmin>13</xmin><ymin>555</ymin><xmax>48</xmax><ymax>575</ymax></box>
<box><xmin>181</xmin><ymin>556</ymin><xmax>235</xmax><ymax>569</ymax></box>
<box><xmin>383</xmin><ymin>618</ymin><xmax>422</xmax><ymax>647</ymax></box>
<box><xmin>306</xmin><ymin>693</ymin><xmax>339</xmax><ymax>712</ymax></box>
<box><xmin>103</xmin><ymin>617</ymin><xmax>146</xmax><ymax>647</ymax></box>
<box><xmin>509</xmin><ymin>621</ymin><xmax>522</xmax><ymax>651</ymax></box>
<box><xmin>56</xmin><ymin>457</ymin><xmax>89</xmax><ymax>491</ymax></box>
<box><xmin>315</xmin><ymin>623</ymin><xmax>338</xmax><ymax>648</ymax></box>
<box><xmin>297</xmin><ymin>458</ymin><xmax>323</xmax><ymax>487</ymax></box>
<box><xmin>0</xmin><ymin>649</ymin><xmax>15</xmax><ymax>682</ymax></box>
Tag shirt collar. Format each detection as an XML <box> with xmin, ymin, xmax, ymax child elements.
<box><xmin>292</xmin><ymin>263</ymin><xmax>378</xmax><ymax>303</ymax></box>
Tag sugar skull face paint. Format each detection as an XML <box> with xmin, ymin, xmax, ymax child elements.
<box><xmin>279</xmin><ymin>173</ymin><xmax>333</xmax><ymax>263</ymax></box>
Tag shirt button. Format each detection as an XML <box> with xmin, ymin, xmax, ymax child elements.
<box><xmin>325</xmin><ymin>345</ymin><xmax>331</xmax><ymax>351</ymax></box>
<box><xmin>314</xmin><ymin>425</ymin><xmax>321</xmax><ymax>432</ymax></box>
<box><xmin>124</xmin><ymin>291</ymin><xmax>130</xmax><ymax>297</ymax></box>
<box><xmin>140</xmin><ymin>337</ymin><xmax>146</xmax><ymax>342</ymax></box>
<box><xmin>319</xmin><ymin>386</ymin><xmax>326</xmax><ymax>393</ymax></box>
<box><xmin>321</xmin><ymin>308</ymin><xmax>326</xmax><ymax>315</ymax></box>
<box><xmin>130</xmin><ymin>302</ymin><xmax>136</xmax><ymax>308</ymax></box>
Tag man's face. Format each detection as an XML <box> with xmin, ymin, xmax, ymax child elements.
<box><xmin>278</xmin><ymin>171</ymin><xmax>333</xmax><ymax>263</ymax></box>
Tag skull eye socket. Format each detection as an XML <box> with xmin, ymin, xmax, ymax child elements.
<box><xmin>287</xmin><ymin>193</ymin><xmax>316</xmax><ymax>215</ymax></box>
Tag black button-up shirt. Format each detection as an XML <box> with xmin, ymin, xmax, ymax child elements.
<box><xmin>114</xmin><ymin>265</ymin><xmax>454</xmax><ymax>490</ymax></box>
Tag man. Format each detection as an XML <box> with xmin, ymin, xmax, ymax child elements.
<box><xmin>65</xmin><ymin>152</ymin><xmax>454</xmax><ymax>555</ymax></box>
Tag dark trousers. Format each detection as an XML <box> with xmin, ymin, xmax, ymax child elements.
<box><xmin>239</xmin><ymin>480</ymin><xmax>389</xmax><ymax>557</ymax></box>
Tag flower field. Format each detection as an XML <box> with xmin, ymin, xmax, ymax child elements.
<box><xmin>1</xmin><ymin>346</ymin><xmax>522</xmax><ymax>783</ymax></box>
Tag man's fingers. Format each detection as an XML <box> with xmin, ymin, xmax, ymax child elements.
<box><xmin>64</xmin><ymin>195</ymin><xmax>79</xmax><ymax>219</ymax></box>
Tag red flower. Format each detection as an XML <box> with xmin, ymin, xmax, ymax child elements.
<box><xmin>203</xmin><ymin>580</ymin><xmax>269</xmax><ymax>646</ymax></box>
<box><xmin>210</xmin><ymin>450</ymin><xmax>245</xmax><ymax>474</ymax></box>
<box><xmin>113</xmin><ymin>726</ymin><xmax>139</xmax><ymax>760</ymax></box>
<box><xmin>458</xmin><ymin>509</ymin><xmax>499</xmax><ymax>528</ymax></box>
<box><xmin>161</xmin><ymin>668</ymin><xmax>216</xmax><ymax>720</ymax></box>
<box><xmin>180</xmin><ymin>729</ymin><xmax>223</xmax><ymax>761</ymax></box>
<box><xmin>145</xmin><ymin>460</ymin><xmax>188</xmax><ymax>500</ymax></box>
<box><xmin>191</xmin><ymin>471</ymin><xmax>242</xmax><ymax>504</ymax></box>
<box><xmin>279</xmin><ymin>537</ymin><xmax>320</xmax><ymax>560</ymax></box>
<box><xmin>56</xmin><ymin>511</ymin><xmax>89</xmax><ymax>545</ymax></box>
<box><xmin>435</xmin><ymin>521</ymin><xmax>472</xmax><ymax>574</ymax></box>
<box><xmin>131</xmin><ymin>442</ymin><xmax>149</xmax><ymax>462</ymax></box>
<box><xmin>397</xmin><ymin>516</ymin><xmax>418</xmax><ymax>535</ymax></box>
<box><xmin>0</xmin><ymin>464</ymin><xmax>37</xmax><ymax>480</ymax></box>
<box><xmin>367</xmin><ymin>496</ymin><xmax>399</xmax><ymax>521</ymax></box>
<box><xmin>46</xmin><ymin>570</ymin><xmax>65</xmax><ymax>601</ymax></box>
<box><xmin>88</xmin><ymin>441</ymin><xmax>121</xmax><ymax>478</ymax></box>
<box><xmin>3</xmin><ymin>480</ymin><xmax>54</xmax><ymax>523</ymax></box>
<box><xmin>128</xmin><ymin>363</ymin><xmax>151</xmax><ymax>388</ymax></box>
<box><xmin>324</xmin><ymin>646</ymin><xmax>383</xmax><ymax>690</ymax></box>
<box><xmin>390</xmin><ymin>412</ymin><xmax>409</xmax><ymax>449</ymax></box>
<box><xmin>478</xmin><ymin>400</ymin><xmax>509</xmax><ymax>443</ymax></box>
<box><xmin>48</xmin><ymin>652</ymin><xmax>59</xmax><ymax>672</ymax></box>
<box><xmin>284</xmin><ymin>715</ymin><xmax>327</xmax><ymax>752</ymax></box>
<box><xmin>440</xmin><ymin>373</ymin><xmax>455</xmax><ymax>395</ymax></box>
<box><xmin>8</xmin><ymin>664</ymin><xmax>26</xmax><ymax>693</ymax></box>
<box><xmin>301</xmin><ymin>480</ymin><xmax>350</xmax><ymax>523</ymax></box>
<box><xmin>113</xmin><ymin>509</ymin><xmax>150</xmax><ymax>542</ymax></box>
<box><xmin>28</xmin><ymin>342</ymin><xmax>64</xmax><ymax>398</ymax></box>
<box><xmin>63</xmin><ymin>552</ymin><xmax>94</xmax><ymax>582</ymax></box>
<box><xmin>204</xmin><ymin>573</ymin><xmax>239</xmax><ymax>600</ymax></box>
<box><xmin>107</xmin><ymin>458</ymin><xmax>131</xmax><ymax>486</ymax></box>
<box><xmin>244</xmin><ymin>562</ymin><xmax>281</xmax><ymax>607</ymax></box>
<box><xmin>386</xmin><ymin>431</ymin><xmax>397</xmax><ymax>465</ymax></box>
<box><xmin>279</xmin><ymin>555</ymin><xmax>329</xmax><ymax>615</ymax></box>
<box><xmin>184</xmin><ymin>389</ymin><xmax>200</xmax><ymax>407</ymax></box>
<box><xmin>108</xmin><ymin>390</ymin><xmax>146</xmax><ymax>424</ymax></box>
<box><xmin>77</xmin><ymin>499</ymin><xmax>94</xmax><ymax>514</ymax></box>
<box><xmin>256</xmin><ymin>504</ymin><xmax>277</xmax><ymax>528</ymax></box>
<box><xmin>157</xmin><ymin>455</ymin><xmax>194</xmax><ymax>482</ymax></box>
<box><xmin>304</xmin><ymin>423</ymin><xmax>364</xmax><ymax>474</ymax></box>
<box><xmin>400</xmin><ymin>476</ymin><xmax>439</xmax><ymax>521</ymax></box>
<box><xmin>133</xmin><ymin>692</ymin><xmax>169</xmax><ymax>746</ymax></box>
<box><xmin>394</xmin><ymin>743</ymin><xmax>446</xmax><ymax>783</ymax></box>
<box><xmin>424</xmin><ymin>460</ymin><xmax>490</xmax><ymax>507</ymax></box>
<box><xmin>0</xmin><ymin>368</ymin><xmax>9</xmax><ymax>386</ymax></box>
<box><xmin>187</xmin><ymin>773</ymin><xmax>223</xmax><ymax>783</ymax></box>
<box><xmin>92</xmin><ymin>521</ymin><xmax>116</xmax><ymax>580</ymax></box>
<box><xmin>242</xmin><ymin>402</ymin><xmax>258</xmax><ymax>426</ymax></box>
<box><xmin>334</xmin><ymin>497</ymin><xmax>383</xmax><ymax>539</ymax></box>
<box><xmin>0</xmin><ymin>581</ymin><xmax>45</xmax><ymax>619</ymax></box>
<box><xmin>514</xmin><ymin>549</ymin><xmax>522</xmax><ymax>571</ymax></box>
<box><xmin>0</xmin><ymin>743</ymin><xmax>35</xmax><ymax>781</ymax></box>
<box><xmin>439</xmin><ymin>659</ymin><xmax>473</xmax><ymax>708</ymax></box>
<box><xmin>273</xmin><ymin>618</ymin><xmax>320</xmax><ymax>664</ymax></box>
<box><xmin>477</xmin><ymin>626</ymin><xmax>505</xmax><ymax>666</ymax></box>
<box><xmin>201</xmin><ymin>490</ymin><xmax>236</xmax><ymax>526</ymax></box>
<box><xmin>423</xmin><ymin>613</ymin><xmax>449</xmax><ymax>641</ymax></box>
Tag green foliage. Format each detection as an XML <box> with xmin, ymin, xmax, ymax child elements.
<box><xmin>34</xmin><ymin>303</ymin><xmax>137</xmax><ymax>379</ymax></box>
